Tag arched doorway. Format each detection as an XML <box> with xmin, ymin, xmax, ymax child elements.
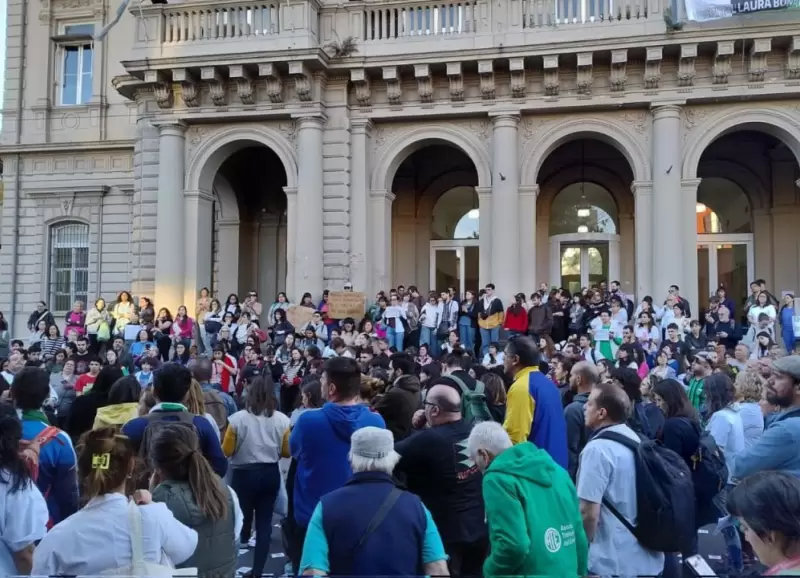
<box><xmin>390</xmin><ymin>144</ymin><xmax>479</xmax><ymax>295</ymax></box>
<box><xmin>212</xmin><ymin>145</ymin><xmax>288</xmax><ymax>300</ymax></box>
<box><xmin>536</xmin><ymin>138</ymin><xmax>635</xmax><ymax>294</ymax></box>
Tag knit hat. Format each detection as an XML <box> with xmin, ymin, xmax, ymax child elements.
<box><xmin>350</xmin><ymin>426</ymin><xmax>394</xmax><ymax>459</ymax></box>
<box><xmin>773</xmin><ymin>355</ymin><xmax>800</xmax><ymax>381</ymax></box>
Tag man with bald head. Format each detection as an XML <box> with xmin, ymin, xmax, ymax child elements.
<box><xmin>564</xmin><ymin>361</ymin><xmax>600</xmax><ymax>480</ymax></box>
<box><xmin>395</xmin><ymin>381</ymin><xmax>488</xmax><ymax>578</ymax></box>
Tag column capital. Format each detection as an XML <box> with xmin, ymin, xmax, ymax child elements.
<box><xmin>152</xmin><ymin>120</ymin><xmax>188</xmax><ymax>136</ymax></box>
<box><xmin>631</xmin><ymin>180</ymin><xmax>653</xmax><ymax>195</ymax></box>
<box><xmin>217</xmin><ymin>217</ymin><xmax>240</xmax><ymax>227</ymax></box>
<box><xmin>650</xmin><ymin>103</ymin><xmax>684</xmax><ymax>118</ymax></box>
<box><xmin>518</xmin><ymin>184</ymin><xmax>540</xmax><ymax>197</ymax></box>
<box><xmin>681</xmin><ymin>178</ymin><xmax>703</xmax><ymax>190</ymax></box>
<box><xmin>475</xmin><ymin>186</ymin><xmax>492</xmax><ymax>197</ymax></box>
<box><xmin>183</xmin><ymin>189</ymin><xmax>215</xmax><ymax>202</ymax></box>
<box><xmin>370</xmin><ymin>189</ymin><xmax>396</xmax><ymax>203</ymax></box>
<box><xmin>283</xmin><ymin>186</ymin><xmax>298</xmax><ymax>197</ymax></box>
<box><xmin>293</xmin><ymin>113</ymin><xmax>327</xmax><ymax>129</ymax></box>
<box><xmin>489</xmin><ymin>111</ymin><xmax>521</xmax><ymax>127</ymax></box>
<box><xmin>350</xmin><ymin>118</ymin><xmax>373</xmax><ymax>135</ymax></box>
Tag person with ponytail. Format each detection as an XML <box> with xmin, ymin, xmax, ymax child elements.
<box><xmin>150</xmin><ymin>422</ymin><xmax>242</xmax><ymax>578</ymax></box>
<box><xmin>32</xmin><ymin>427</ymin><xmax>198</xmax><ymax>576</ymax></box>
<box><xmin>0</xmin><ymin>404</ymin><xmax>49</xmax><ymax>576</ymax></box>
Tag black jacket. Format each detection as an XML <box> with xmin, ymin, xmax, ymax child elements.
<box><xmin>374</xmin><ymin>379</ymin><xmax>422</xmax><ymax>442</ymax></box>
<box><xmin>564</xmin><ymin>391</ymin><xmax>591</xmax><ymax>480</ymax></box>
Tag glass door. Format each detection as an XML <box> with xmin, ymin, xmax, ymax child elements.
<box><xmin>430</xmin><ymin>241</ymin><xmax>479</xmax><ymax>297</ymax></box>
<box><xmin>697</xmin><ymin>235</ymin><xmax>754</xmax><ymax>322</ymax></box>
<box><xmin>560</xmin><ymin>243</ymin><xmax>609</xmax><ymax>293</ymax></box>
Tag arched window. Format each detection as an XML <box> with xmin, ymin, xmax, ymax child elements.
<box><xmin>49</xmin><ymin>221</ymin><xmax>89</xmax><ymax>311</ymax></box>
<box><xmin>431</xmin><ymin>186</ymin><xmax>479</xmax><ymax>240</ymax></box>
<box><xmin>550</xmin><ymin>182</ymin><xmax>618</xmax><ymax>236</ymax></box>
<box><xmin>696</xmin><ymin>178</ymin><xmax>752</xmax><ymax>234</ymax></box>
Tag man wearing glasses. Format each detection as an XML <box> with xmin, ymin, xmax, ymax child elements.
<box><xmin>666</xmin><ymin>285</ymin><xmax>692</xmax><ymax>318</ymax></box>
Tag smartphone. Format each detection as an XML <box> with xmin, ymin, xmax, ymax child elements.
<box><xmin>685</xmin><ymin>554</ymin><xmax>717</xmax><ymax>577</ymax></box>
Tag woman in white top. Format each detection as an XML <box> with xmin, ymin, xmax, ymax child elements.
<box><xmin>419</xmin><ymin>293</ymin><xmax>443</xmax><ymax>351</ymax></box>
<box><xmin>703</xmin><ymin>372</ymin><xmax>746</xmax><ymax>572</ymax></box>
<box><xmin>734</xmin><ymin>370</ymin><xmax>766</xmax><ymax>450</ymax></box>
<box><xmin>201</xmin><ymin>298</ymin><xmax>224</xmax><ymax>353</ymax></box>
<box><xmin>748</xmin><ymin>291</ymin><xmax>778</xmax><ymax>336</ymax></box>
<box><xmin>32</xmin><ymin>427</ymin><xmax>197</xmax><ymax>576</ymax></box>
<box><xmin>634</xmin><ymin>311</ymin><xmax>661</xmax><ymax>355</ymax></box>
<box><xmin>222</xmin><ymin>377</ymin><xmax>290</xmax><ymax>578</ymax></box>
<box><xmin>482</xmin><ymin>343</ymin><xmax>505</xmax><ymax>368</ymax></box>
<box><xmin>381</xmin><ymin>293</ymin><xmax>407</xmax><ymax>352</ymax></box>
<box><xmin>0</xmin><ymin>406</ymin><xmax>49</xmax><ymax>576</ymax></box>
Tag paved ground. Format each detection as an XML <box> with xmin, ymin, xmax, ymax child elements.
<box><xmin>235</xmin><ymin>515</ymin><xmax>289</xmax><ymax>577</ymax></box>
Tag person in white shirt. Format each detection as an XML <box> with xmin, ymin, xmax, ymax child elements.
<box><xmin>733</xmin><ymin>370</ymin><xmax>765</xmax><ymax>451</ymax></box>
<box><xmin>0</xmin><ymin>406</ymin><xmax>49</xmax><ymax>576</ymax></box>
<box><xmin>748</xmin><ymin>291</ymin><xmax>778</xmax><ymax>337</ymax></box>
<box><xmin>32</xmin><ymin>427</ymin><xmax>198</xmax><ymax>576</ymax></box>
<box><xmin>419</xmin><ymin>293</ymin><xmax>443</xmax><ymax>352</ymax></box>
<box><xmin>382</xmin><ymin>294</ymin><xmax>408</xmax><ymax>352</ymax></box>
<box><xmin>577</xmin><ymin>382</ymin><xmax>664</xmax><ymax>577</ymax></box>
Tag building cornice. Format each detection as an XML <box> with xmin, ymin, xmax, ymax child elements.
<box><xmin>26</xmin><ymin>184</ymin><xmax>110</xmax><ymax>197</ymax></box>
<box><xmin>0</xmin><ymin>140</ymin><xmax>135</xmax><ymax>155</ymax></box>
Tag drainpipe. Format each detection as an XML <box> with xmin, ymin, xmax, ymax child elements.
<box><xmin>10</xmin><ymin>0</ymin><xmax>29</xmax><ymax>334</ymax></box>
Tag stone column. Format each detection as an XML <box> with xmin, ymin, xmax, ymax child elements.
<box><xmin>216</xmin><ymin>218</ymin><xmax>240</xmax><ymax>299</ymax></box>
<box><xmin>154</xmin><ymin>121</ymin><xmax>186</xmax><ymax>313</ymax></box>
<box><xmin>651</xmin><ymin>104</ymin><xmax>683</xmax><ymax>302</ymax></box>
<box><xmin>350</xmin><ymin>119</ymin><xmax>372</xmax><ymax>292</ymax></box>
<box><xmin>619</xmin><ymin>213</ymin><xmax>636</xmax><ymax>297</ymax></box>
<box><xmin>284</xmin><ymin>187</ymin><xmax>298</xmax><ymax>301</ymax></box>
<box><xmin>632</xmin><ymin>181</ymin><xmax>653</xmax><ymax>301</ymax></box>
<box><xmin>294</xmin><ymin>114</ymin><xmax>326</xmax><ymax>301</ymax></box>
<box><xmin>518</xmin><ymin>185</ymin><xmax>538</xmax><ymax>292</ymax></box>
<box><xmin>752</xmin><ymin>209</ymin><xmax>774</xmax><ymax>288</ymax></box>
<box><xmin>490</xmin><ymin>111</ymin><xmax>521</xmax><ymax>301</ymax></box>
<box><xmin>608</xmin><ymin>237</ymin><xmax>621</xmax><ymax>289</ymax></box>
<box><xmin>476</xmin><ymin>187</ymin><xmax>492</xmax><ymax>288</ymax></box>
<box><xmin>681</xmin><ymin>178</ymin><xmax>702</xmax><ymax>314</ymax></box>
<box><xmin>183</xmin><ymin>189</ymin><xmax>214</xmax><ymax>309</ymax></box>
<box><xmin>549</xmin><ymin>238</ymin><xmax>561</xmax><ymax>288</ymax></box>
<box><xmin>370</xmin><ymin>190</ymin><xmax>395</xmax><ymax>294</ymax></box>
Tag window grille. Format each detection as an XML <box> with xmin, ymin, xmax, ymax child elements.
<box><xmin>49</xmin><ymin>222</ymin><xmax>90</xmax><ymax>311</ymax></box>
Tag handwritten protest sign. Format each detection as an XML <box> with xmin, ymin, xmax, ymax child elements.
<box><xmin>327</xmin><ymin>291</ymin><xmax>366</xmax><ymax>319</ymax></box>
<box><xmin>287</xmin><ymin>305</ymin><xmax>315</xmax><ymax>330</ymax></box>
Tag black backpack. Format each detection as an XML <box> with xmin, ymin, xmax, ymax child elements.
<box><xmin>138</xmin><ymin>411</ymin><xmax>198</xmax><ymax>465</ymax></box>
<box><xmin>689</xmin><ymin>425</ymin><xmax>728</xmax><ymax>525</ymax></box>
<box><xmin>595</xmin><ymin>430</ymin><xmax>696</xmax><ymax>553</ymax></box>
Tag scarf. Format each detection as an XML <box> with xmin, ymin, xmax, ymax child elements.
<box><xmin>21</xmin><ymin>409</ymin><xmax>50</xmax><ymax>425</ymax></box>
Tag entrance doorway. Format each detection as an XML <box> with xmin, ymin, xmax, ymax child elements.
<box><xmin>697</xmin><ymin>234</ymin><xmax>754</xmax><ymax>317</ymax></box>
<box><xmin>549</xmin><ymin>233</ymin><xmax>619</xmax><ymax>295</ymax></box>
<box><xmin>430</xmin><ymin>241</ymin><xmax>479</xmax><ymax>297</ymax></box>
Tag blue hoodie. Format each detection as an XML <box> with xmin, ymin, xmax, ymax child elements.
<box><xmin>290</xmin><ymin>402</ymin><xmax>385</xmax><ymax>526</ymax></box>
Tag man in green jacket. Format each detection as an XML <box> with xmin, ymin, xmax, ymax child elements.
<box><xmin>468</xmin><ymin>421</ymin><xmax>588</xmax><ymax>578</ymax></box>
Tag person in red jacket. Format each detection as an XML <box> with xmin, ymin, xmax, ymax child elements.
<box><xmin>74</xmin><ymin>358</ymin><xmax>101</xmax><ymax>394</ymax></box>
<box><xmin>503</xmin><ymin>293</ymin><xmax>529</xmax><ymax>337</ymax></box>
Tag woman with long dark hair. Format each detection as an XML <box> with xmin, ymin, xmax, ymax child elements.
<box><xmin>223</xmin><ymin>377</ymin><xmax>288</xmax><ymax>578</ymax></box>
<box><xmin>151</xmin><ymin>422</ymin><xmax>240</xmax><ymax>578</ymax></box>
<box><xmin>154</xmin><ymin>308</ymin><xmax>174</xmax><ymax>361</ymax></box>
<box><xmin>0</xmin><ymin>405</ymin><xmax>49</xmax><ymax>575</ymax></box>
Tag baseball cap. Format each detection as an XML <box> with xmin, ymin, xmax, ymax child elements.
<box><xmin>772</xmin><ymin>355</ymin><xmax>800</xmax><ymax>380</ymax></box>
<box><xmin>350</xmin><ymin>426</ymin><xmax>395</xmax><ymax>459</ymax></box>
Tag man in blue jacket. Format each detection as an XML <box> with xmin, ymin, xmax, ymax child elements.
<box><xmin>11</xmin><ymin>367</ymin><xmax>79</xmax><ymax>525</ymax></box>
<box><xmin>731</xmin><ymin>355</ymin><xmax>800</xmax><ymax>479</ymax></box>
<box><xmin>122</xmin><ymin>363</ymin><xmax>227</xmax><ymax>477</ymax></box>
<box><xmin>289</xmin><ymin>356</ymin><xmax>385</xmax><ymax>572</ymax></box>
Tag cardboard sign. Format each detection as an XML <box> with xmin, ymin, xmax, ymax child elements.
<box><xmin>327</xmin><ymin>291</ymin><xmax>366</xmax><ymax>319</ymax></box>
<box><xmin>286</xmin><ymin>305</ymin><xmax>315</xmax><ymax>330</ymax></box>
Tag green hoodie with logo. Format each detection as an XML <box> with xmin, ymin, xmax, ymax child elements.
<box><xmin>482</xmin><ymin>441</ymin><xmax>588</xmax><ymax>578</ymax></box>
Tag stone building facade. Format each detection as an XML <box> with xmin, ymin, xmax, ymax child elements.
<box><xmin>1</xmin><ymin>0</ymin><xmax>800</xmax><ymax>333</ymax></box>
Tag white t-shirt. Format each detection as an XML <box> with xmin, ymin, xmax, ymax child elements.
<box><xmin>737</xmin><ymin>402</ymin><xmax>765</xmax><ymax>451</ymax></box>
<box><xmin>577</xmin><ymin>423</ymin><xmax>665</xmax><ymax>577</ymax></box>
<box><xmin>0</xmin><ymin>474</ymin><xmax>49</xmax><ymax>577</ymax></box>
<box><xmin>706</xmin><ymin>405</ymin><xmax>746</xmax><ymax>482</ymax></box>
<box><xmin>227</xmin><ymin>409</ymin><xmax>291</xmax><ymax>467</ymax></box>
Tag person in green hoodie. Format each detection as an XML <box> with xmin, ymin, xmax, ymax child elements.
<box><xmin>467</xmin><ymin>421</ymin><xmax>588</xmax><ymax>578</ymax></box>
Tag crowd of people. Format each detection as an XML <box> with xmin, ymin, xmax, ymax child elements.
<box><xmin>1</xmin><ymin>278</ymin><xmax>800</xmax><ymax>578</ymax></box>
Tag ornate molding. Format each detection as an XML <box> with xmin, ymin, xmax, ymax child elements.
<box><xmin>351</xmin><ymin>68</ymin><xmax>371</xmax><ymax>107</ymax></box>
<box><xmin>172</xmin><ymin>69</ymin><xmax>199</xmax><ymax>107</ymax></box>
<box><xmin>201</xmin><ymin>67</ymin><xmax>228</xmax><ymax>106</ymax></box>
<box><xmin>144</xmin><ymin>70</ymin><xmax>172</xmax><ymax>109</ymax></box>
<box><xmin>713</xmin><ymin>41</ymin><xmax>734</xmax><ymax>85</ymax></box>
<box><xmin>788</xmin><ymin>37</ymin><xmax>800</xmax><ymax>80</ymax></box>
<box><xmin>383</xmin><ymin>67</ymin><xmax>402</xmax><ymax>106</ymax></box>
<box><xmin>259</xmin><ymin>63</ymin><xmax>284</xmax><ymax>104</ymax></box>
<box><xmin>644</xmin><ymin>47</ymin><xmax>663</xmax><ymax>89</ymax></box>
<box><xmin>289</xmin><ymin>61</ymin><xmax>312</xmax><ymax>102</ymax></box>
<box><xmin>447</xmin><ymin>62</ymin><xmax>464</xmax><ymax>103</ymax></box>
<box><xmin>610</xmin><ymin>49</ymin><xmax>627</xmax><ymax>93</ymax></box>
<box><xmin>543</xmin><ymin>55</ymin><xmax>559</xmax><ymax>96</ymax></box>
<box><xmin>678</xmin><ymin>44</ymin><xmax>697</xmax><ymax>87</ymax></box>
<box><xmin>277</xmin><ymin>121</ymin><xmax>298</xmax><ymax>150</ymax></box>
<box><xmin>229</xmin><ymin>65</ymin><xmax>255</xmax><ymax>105</ymax></box>
<box><xmin>415</xmin><ymin>64</ymin><xmax>433</xmax><ymax>104</ymax></box>
<box><xmin>577</xmin><ymin>52</ymin><xmax>593</xmax><ymax>96</ymax></box>
<box><xmin>478</xmin><ymin>60</ymin><xmax>495</xmax><ymax>100</ymax></box>
<box><xmin>749</xmin><ymin>38</ymin><xmax>771</xmax><ymax>83</ymax></box>
<box><xmin>509</xmin><ymin>58</ymin><xmax>526</xmax><ymax>98</ymax></box>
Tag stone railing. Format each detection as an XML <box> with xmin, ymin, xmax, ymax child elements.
<box><xmin>128</xmin><ymin>0</ymin><xmax>665</xmax><ymax>62</ymax></box>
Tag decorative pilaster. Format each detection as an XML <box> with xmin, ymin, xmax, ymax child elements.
<box><xmin>476</xmin><ymin>187</ymin><xmax>492</xmax><ymax>288</ymax></box>
<box><xmin>678</xmin><ymin>44</ymin><xmax>697</xmax><ymax>87</ymax></box>
<box><xmin>293</xmin><ymin>114</ymin><xmax>326</xmax><ymax>299</ymax></box>
<box><xmin>518</xmin><ymin>185</ymin><xmax>539</xmax><ymax>292</ymax></box>
<box><xmin>284</xmin><ymin>187</ymin><xmax>298</xmax><ymax>301</ymax></box>
<box><xmin>651</xmin><ymin>104</ymin><xmax>684</xmax><ymax>302</ymax></box>
<box><xmin>610</xmin><ymin>50</ymin><xmax>628</xmax><ymax>93</ymax></box>
<box><xmin>543</xmin><ymin>55</ymin><xmax>559</xmax><ymax>96</ymax></box>
<box><xmin>414</xmin><ymin>64</ymin><xmax>433</xmax><ymax>104</ymax></box>
<box><xmin>713</xmin><ymin>41</ymin><xmax>734</xmax><ymax>85</ymax></box>
<box><xmin>383</xmin><ymin>67</ymin><xmax>402</xmax><ymax>105</ymax></box>
<box><xmin>749</xmin><ymin>39</ymin><xmax>771</xmax><ymax>83</ymax></box>
<box><xmin>577</xmin><ymin>53</ymin><xmax>593</xmax><ymax>96</ymax></box>
<box><xmin>350</xmin><ymin>119</ymin><xmax>373</xmax><ymax>292</ymax></box>
<box><xmin>489</xmin><ymin>111</ymin><xmax>520</xmax><ymax>300</ymax></box>
<box><xmin>632</xmin><ymin>181</ymin><xmax>653</xmax><ymax>301</ymax></box>
<box><xmin>681</xmin><ymin>178</ymin><xmax>702</xmax><ymax>313</ymax></box>
<box><xmin>183</xmin><ymin>189</ymin><xmax>215</xmax><ymax>308</ymax></box>
<box><xmin>644</xmin><ymin>47</ymin><xmax>663</xmax><ymax>89</ymax></box>
<box><xmin>787</xmin><ymin>36</ymin><xmax>800</xmax><ymax>80</ymax></box>
<box><xmin>350</xmin><ymin>69</ymin><xmax>371</xmax><ymax>107</ymax></box>
<box><xmin>153</xmin><ymin>121</ymin><xmax>187</xmax><ymax>313</ymax></box>
<box><xmin>370</xmin><ymin>189</ymin><xmax>396</xmax><ymax>294</ymax></box>
<box><xmin>447</xmin><ymin>62</ymin><xmax>464</xmax><ymax>102</ymax></box>
<box><xmin>509</xmin><ymin>58</ymin><xmax>526</xmax><ymax>98</ymax></box>
<box><xmin>479</xmin><ymin>60</ymin><xmax>496</xmax><ymax>101</ymax></box>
